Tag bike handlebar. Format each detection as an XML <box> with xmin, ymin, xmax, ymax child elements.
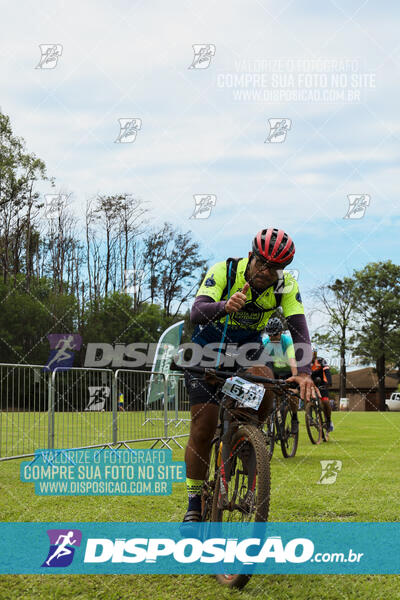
<box><xmin>170</xmin><ymin>361</ymin><xmax>299</xmax><ymax>389</ymax></box>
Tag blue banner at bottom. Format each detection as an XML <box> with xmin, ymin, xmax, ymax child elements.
<box><xmin>0</xmin><ymin>522</ymin><xmax>399</xmax><ymax>574</ymax></box>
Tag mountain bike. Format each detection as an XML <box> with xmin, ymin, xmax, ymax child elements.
<box><xmin>173</xmin><ymin>362</ymin><xmax>300</xmax><ymax>590</ymax></box>
<box><xmin>265</xmin><ymin>388</ymin><xmax>299</xmax><ymax>459</ymax></box>
<box><xmin>305</xmin><ymin>395</ymin><xmax>324</xmax><ymax>444</ymax></box>
<box><xmin>305</xmin><ymin>378</ymin><xmax>330</xmax><ymax>444</ymax></box>
<box><xmin>305</xmin><ymin>396</ymin><xmax>331</xmax><ymax>443</ymax></box>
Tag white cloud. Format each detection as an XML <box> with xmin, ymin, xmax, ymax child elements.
<box><xmin>0</xmin><ymin>0</ymin><xmax>398</xmax><ymax>281</ymax></box>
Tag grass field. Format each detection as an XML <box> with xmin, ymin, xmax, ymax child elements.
<box><xmin>1</xmin><ymin>411</ymin><xmax>400</xmax><ymax>599</ymax></box>
<box><xmin>0</xmin><ymin>410</ymin><xmax>191</xmax><ymax>458</ymax></box>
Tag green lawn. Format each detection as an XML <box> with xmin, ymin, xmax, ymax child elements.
<box><xmin>0</xmin><ymin>410</ymin><xmax>191</xmax><ymax>458</ymax></box>
<box><xmin>1</xmin><ymin>412</ymin><xmax>400</xmax><ymax>599</ymax></box>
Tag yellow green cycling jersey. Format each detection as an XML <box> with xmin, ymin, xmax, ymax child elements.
<box><xmin>196</xmin><ymin>257</ymin><xmax>304</xmax><ymax>332</ymax></box>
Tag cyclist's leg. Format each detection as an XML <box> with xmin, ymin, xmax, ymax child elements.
<box><xmin>319</xmin><ymin>387</ymin><xmax>332</xmax><ymax>429</ymax></box>
<box><xmin>185</xmin><ymin>402</ymin><xmax>219</xmax><ymax>480</ymax></box>
<box><xmin>183</xmin><ymin>371</ymin><xmax>219</xmax><ymax>521</ymax></box>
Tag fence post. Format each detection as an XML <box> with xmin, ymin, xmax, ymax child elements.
<box><xmin>163</xmin><ymin>374</ymin><xmax>169</xmax><ymax>441</ymax></box>
<box><xmin>112</xmin><ymin>371</ymin><xmax>118</xmax><ymax>444</ymax></box>
<box><xmin>47</xmin><ymin>370</ymin><xmax>55</xmax><ymax>449</ymax></box>
<box><xmin>174</xmin><ymin>375</ymin><xmax>179</xmax><ymax>424</ymax></box>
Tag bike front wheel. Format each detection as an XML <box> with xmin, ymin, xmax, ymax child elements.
<box><xmin>321</xmin><ymin>412</ymin><xmax>329</xmax><ymax>443</ymax></box>
<box><xmin>201</xmin><ymin>436</ymin><xmax>220</xmax><ymax>521</ymax></box>
<box><xmin>211</xmin><ymin>424</ymin><xmax>270</xmax><ymax>589</ymax></box>
<box><xmin>305</xmin><ymin>401</ymin><xmax>323</xmax><ymax>444</ymax></box>
<box><xmin>280</xmin><ymin>406</ymin><xmax>299</xmax><ymax>458</ymax></box>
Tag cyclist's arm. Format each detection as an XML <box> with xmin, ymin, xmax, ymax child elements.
<box><xmin>190</xmin><ymin>261</ymin><xmax>231</xmax><ymax>325</ymax></box>
<box><xmin>190</xmin><ymin>295</ymin><xmax>228</xmax><ymax>325</ymax></box>
<box><xmin>282</xmin><ymin>334</ymin><xmax>297</xmax><ymax>376</ymax></box>
<box><xmin>288</xmin><ymin>355</ymin><xmax>298</xmax><ymax>377</ymax></box>
<box><xmin>325</xmin><ymin>367</ymin><xmax>332</xmax><ymax>386</ymax></box>
<box><xmin>320</xmin><ymin>359</ymin><xmax>332</xmax><ymax>386</ymax></box>
<box><xmin>279</xmin><ymin>275</ymin><xmax>312</xmax><ymax>375</ymax></box>
<box><xmin>285</xmin><ymin>314</ymin><xmax>311</xmax><ymax>375</ymax></box>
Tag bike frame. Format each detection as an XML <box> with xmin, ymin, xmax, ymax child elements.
<box><xmin>172</xmin><ymin>363</ymin><xmax>300</xmax><ymax>517</ymax></box>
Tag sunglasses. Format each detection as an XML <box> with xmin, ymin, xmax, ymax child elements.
<box><xmin>252</xmin><ymin>254</ymin><xmax>280</xmax><ymax>272</ymax></box>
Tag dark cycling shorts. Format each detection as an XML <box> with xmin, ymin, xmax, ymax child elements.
<box><xmin>184</xmin><ymin>370</ymin><xmax>220</xmax><ymax>407</ymax></box>
<box><xmin>273</xmin><ymin>370</ymin><xmax>292</xmax><ymax>380</ymax></box>
<box><xmin>318</xmin><ymin>386</ymin><xmax>330</xmax><ymax>400</ymax></box>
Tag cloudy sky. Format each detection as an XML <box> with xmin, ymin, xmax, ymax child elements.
<box><xmin>1</xmin><ymin>0</ymin><xmax>399</xmax><ymax>361</ymax></box>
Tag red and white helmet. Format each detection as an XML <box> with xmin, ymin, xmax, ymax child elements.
<box><xmin>252</xmin><ymin>228</ymin><xmax>295</xmax><ymax>268</ymax></box>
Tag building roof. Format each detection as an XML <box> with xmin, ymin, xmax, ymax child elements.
<box><xmin>331</xmin><ymin>367</ymin><xmax>398</xmax><ymax>392</ymax></box>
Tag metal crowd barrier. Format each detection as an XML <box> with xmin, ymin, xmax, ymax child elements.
<box><xmin>0</xmin><ymin>364</ymin><xmax>190</xmax><ymax>460</ymax></box>
<box><xmin>168</xmin><ymin>372</ymin><xmax>191</xmax><ymax>432</ymax></box>
<box><xmin>114</xmin><ymin>370</ymin><xmax>190</xmax><ymax>450</ymax></box>
<box><xmin>0</xmin><ymin>364</ymin><xmax>50</xmax><ymax>460</ymax></box>
<box><xmin>114</xmin><ymin>369</ymin><xmax>169</xmax><ymax>448</ymax></box>
<box><xmin>49</xmin><ymin>367</ymin><xmax>115</xmax><ymax>450</ymax></box>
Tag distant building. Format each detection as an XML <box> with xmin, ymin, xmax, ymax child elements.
<box><xmin>331</xmin><ymin>368</ymin><xmax>398</xmax><ymax>411</ymax></box>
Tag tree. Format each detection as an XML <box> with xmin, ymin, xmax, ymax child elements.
<box><xmin>143</xmin><ymin>223</ymin><xmax>172</xmax><ymax>304</ymax></box>
<box><xmin>159</xmin><ymin>227</ymin><xmax>207</xmax><ymax>317</ymax></box>
<box><xmin>0</xmin><ymin>112</ymin><xmax>50</xmax><ymax>285</ymax></box>
<box><xmin>85</xmin><ymin>197</ymin><xmax>102</xmax><ymax>305</ymax></box>
<box><xmin>312</xmin><ymin>277</ymin><xmax>357</xmax><ymax>400</ymax></box>
<box><xmin>40</xmin><ymin>193</ymin><xmax>80</xmax><ymax>295</ymax></box>
<box><xmin>94</xmin><ymin>195</ymin><xmax>122</xmax><ymax>297</ymax></box>
<box><xmin>0</xmin><ymin>112</ymin><xmax>214</xmax><ymax>367</ymax></box>
<box><xmin>0</xmin><ymin>275</ymin><xmax>78</xmax><ymax>365</ymax></box>
<box><xmin>117</xmin><ymin>195</ymin><xmax>148</xmax><ymax>292</ymax></box>
<box><xmin>80</xmin><ymin>293</ymin><xmax>178</xmax><ymax>358</ymax></box>
<box><xmin>351</xmin><ymin>261</ymin><xmax>400</xmax><ymax>410</ymax></box>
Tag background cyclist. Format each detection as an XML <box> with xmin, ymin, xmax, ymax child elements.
<box><xmin>311</xmin><ymin>348</ymin><xmax>334</xmax><ymax>432</ymax></box>
<box><xmin>182</xmin><ymin>227</ymin><xmax>318</xmax><ymax>524</ymax></box>
<box><xmin>262</xmin><ymin>316</ymin><xmax>300</xmax><ymax>433</ymax></box>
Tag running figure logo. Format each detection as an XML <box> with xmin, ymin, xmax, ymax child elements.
<box><xmin>190</xmin><ymin>195</ymin><xmax>217</xmax><ymax>219</ymax></box>
<box><xmin>275</xmin><ymin>269</ymin><xmax>299</xmax><ymax>295</ymax></box>
<box><xmin>188</xmin><ymin>44</ymin><xmax>216</xmax><ymax>69</ymax></box>
<box><xmin>44</xmin><ymin>194</ymin><xmax>66</xmax><ymax>219</ymax></box>
<box><xmin>85</xmin><ymin>386</ymin><xmax>110</xmax><ymax>411</ymax></box>
<box><xmin>44</xmin><ymin>334</ymin><xmax>82</xmax><ymax>372</ymax></box>
<box><xmin>343</xmin><ymin>194</ymin><xmax>370</xmax><ymax>219</ymax></box>
<box><xmin>317</xmin><ymin>460</ymin><xmax>342</xmax><ymax>484</ymax></box>
<box><xmin>115</xmin><ymin>118</ymin><xmax>142</xmax><ymax>143</ymax></box>
<box><xmin>265</xmin><ymin>118</ymin><xmax>292</xmax><ymax>143</ymax></box>
<box><xmin>35</xmin><ymin>44</ymin><xmax>63</xmax><ymax>69</ymax></box>
<box><xmin>42</xmin><ymin>529</ymin><xmax>82</xmax><ymax>567</ymax></box>
<box><xmin>124</xmin><ymin>269</ymin><xmax>145</xmax><ymax>295</ymax></box>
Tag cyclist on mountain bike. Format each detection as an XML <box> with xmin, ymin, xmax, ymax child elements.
<box><xmin>182</xmin><ymin>227</ymin><xmax>318</xmax><ymax>524</ymax></box>
<box><xmin>311</xmin><ymin>349</ymin><xmax>333</xmax><ymax>432</ymax></box>
<box><xmin>262</xmin><ymin>316</ymin><xmax>300</xmax><ymax>433</ymax></box>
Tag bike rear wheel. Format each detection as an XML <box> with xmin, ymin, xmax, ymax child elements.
<box><xmin>280</xmin><ymin>406</ymin><xmax>299</xmax><ymax>458</ymax></box>
<box><xmin>305</xmin><ymin>401</ymin><xmax>323</xmax><ymax>444</ymax></box>
<box><xmin>211</xmin><ymin>424</ymin><xmax>270</xmax><ymax>589</ymax></box>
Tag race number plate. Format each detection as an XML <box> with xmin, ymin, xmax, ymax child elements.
<box><xmin>221</xmin><ymin>376</ymin><xmax>265</xmax><ymax>410</ymax></box>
